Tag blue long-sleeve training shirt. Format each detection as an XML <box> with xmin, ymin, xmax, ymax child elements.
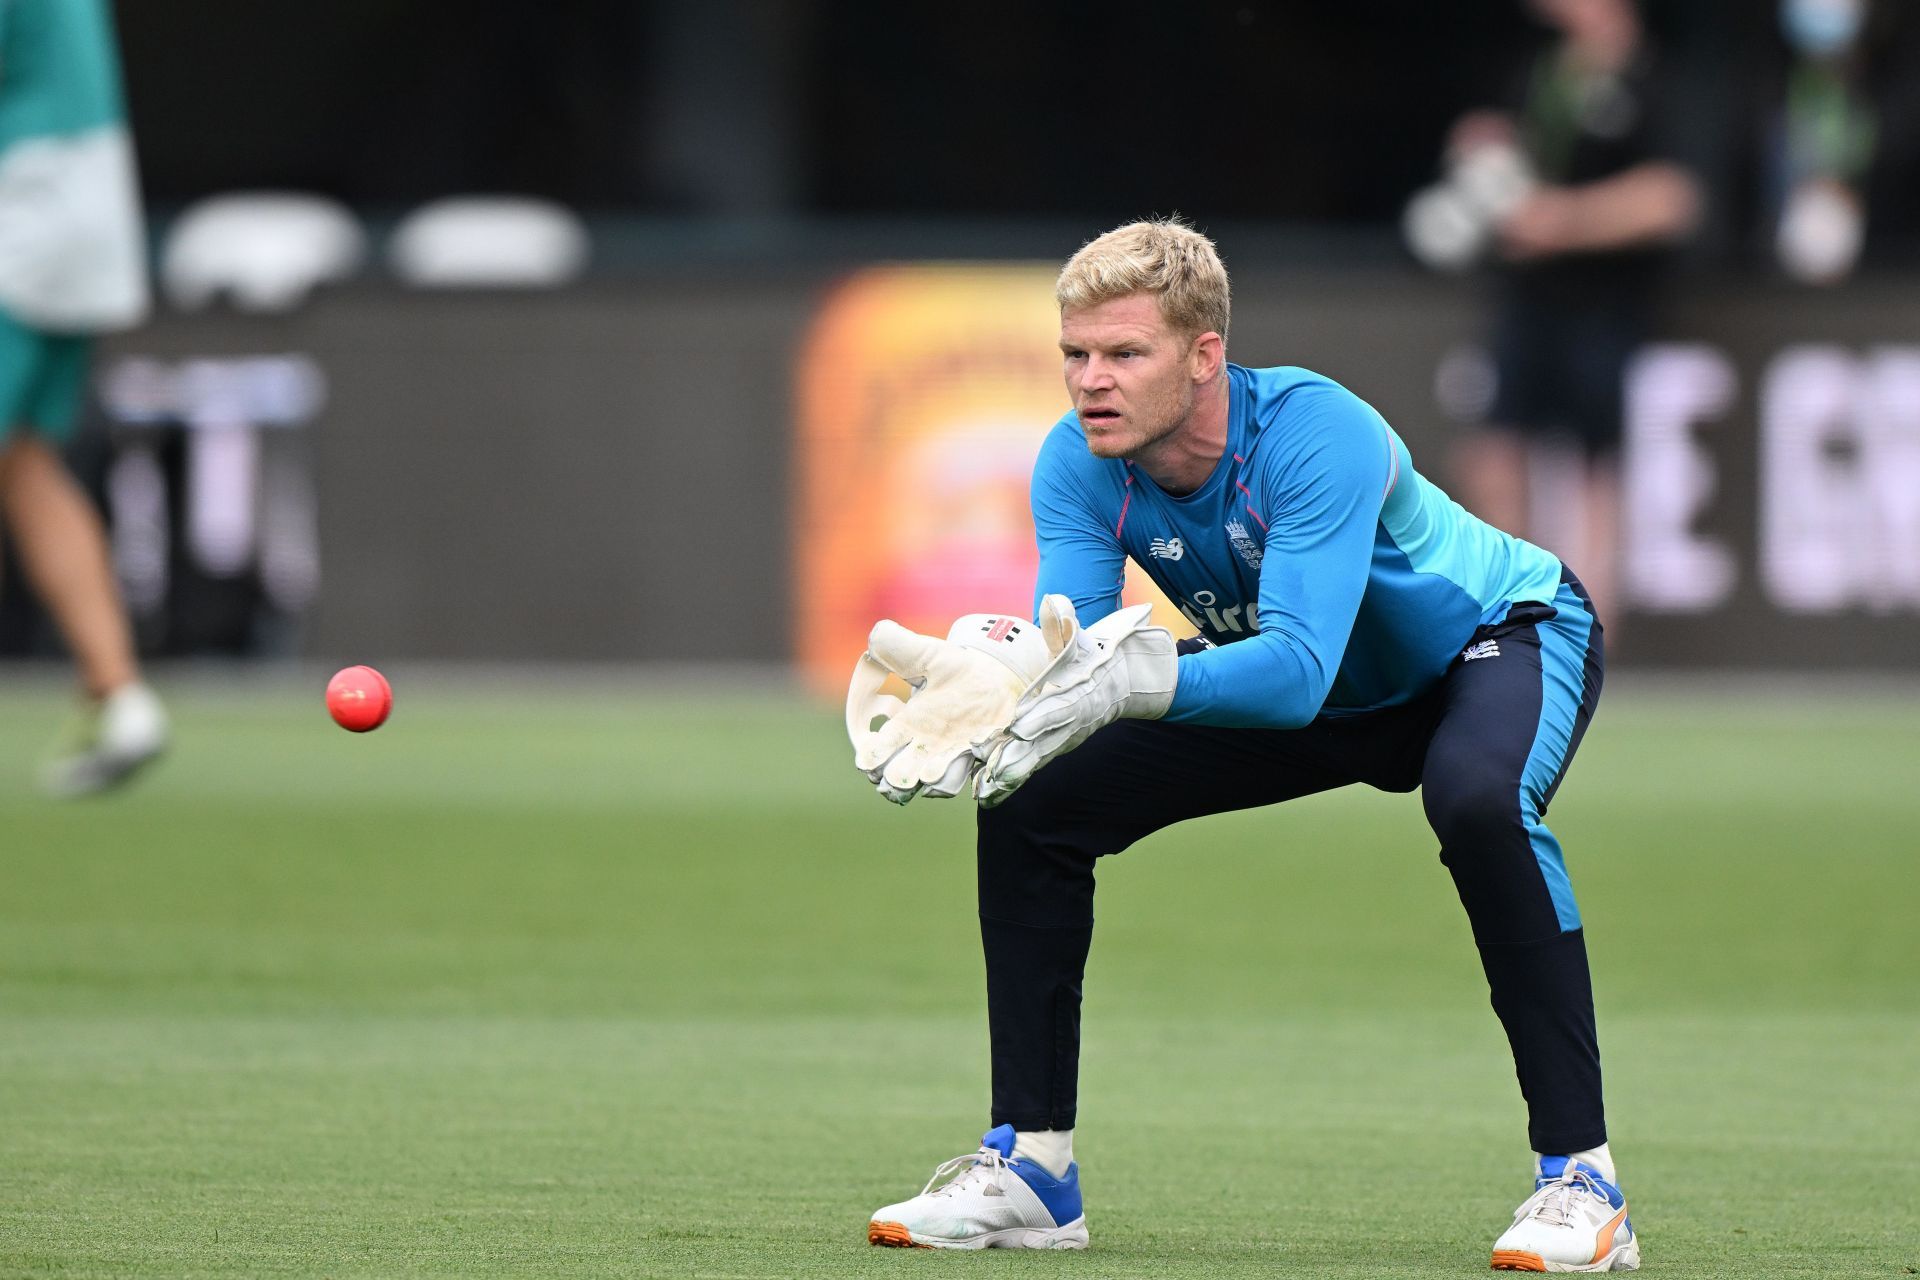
<box><xmin>1031</xmin><ymin>363</ymin><xmax>1565</xmax><ymax>729</ymax></box>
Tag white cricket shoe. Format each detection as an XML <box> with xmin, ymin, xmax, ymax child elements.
<box><xmin>1492</xmin><ymin>1156</ymin><xmax>1639</xmax><ymax>1272</ymax></box>
<box><xmin>41</xmin><ymin>682</ymin><xmax>169</xmax><ymax>798</ymax></box>
<box><xmin>868</xmin><ymin>1123</ymin><xmax>1088</xmax><ymax>1250</ymax></box>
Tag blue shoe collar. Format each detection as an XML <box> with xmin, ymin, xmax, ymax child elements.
<box><xmin>1535</xmin><ymin>1156</ymin><xmax>1624</xmax><ymax>1208</ymax></box>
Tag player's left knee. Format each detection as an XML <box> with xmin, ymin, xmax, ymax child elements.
<box><xmin>1422</xmin><ymin>759</ymin><xmax>1525</xmax><ymax>852</ymax></box>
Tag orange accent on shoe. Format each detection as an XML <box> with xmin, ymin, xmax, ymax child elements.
<box><xmin>1591</xmin><ymin>1205</ymin><xmax>1631</xmax><ymax>1264</ymax></box>
<box><xmin>868</xmin><ymin>1220</ymin><xmax>930</xmax><ymax>1248</ymax></box>
<box><xmin>1490</xmin><ymin>1250</ymin><xmax>1548</xmax><ymax>1271</ymax></box>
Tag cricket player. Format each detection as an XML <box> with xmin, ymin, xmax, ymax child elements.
<box><xmin>0</xmin><ymin>0</ymin><xmax>167</xmax><ymax>793</ymax></box>
<box><xmin>849</xmin><ymin>219</ymin><xmax>1633</xmax><ymax>1272</ymax></box>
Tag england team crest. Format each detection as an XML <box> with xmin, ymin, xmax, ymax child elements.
<box><xmin>1226</xmin><ymin>519</ymin><xmax>1263</xmax><ymax>571</ymax></box>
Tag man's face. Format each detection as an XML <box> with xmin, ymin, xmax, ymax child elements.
<box><xmin>1059</xmin><ymin>293</ymin><xmax>1199</xmax><ymax>460</ymax></box>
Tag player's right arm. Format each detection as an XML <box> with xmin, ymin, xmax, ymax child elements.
<box><xmin>1029</xmin><ymin>421</ymin><xmax>1126</xmax><ymax>625</ymax></box>
<box><xmin>966</xmin><ymin>423</ymin><xmax>1178</xmax><ymax>808</ymax></box>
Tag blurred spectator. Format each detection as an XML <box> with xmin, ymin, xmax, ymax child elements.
<box><xmin>0</xmin><ymin>0</ymin><xmax>167</xmax><ymax>794</ymax></box>
<box><xmin>1769</xmin><ymin>0</ymin><xmax>1877</xmax><ymax>283</ymax></box>
<box><xmin>1444</xmin><ymin>0</ymin><xmax>1703</xmax><ymax>631</ymax></box>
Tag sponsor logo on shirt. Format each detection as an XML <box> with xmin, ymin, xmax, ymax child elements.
<box><xmin>1179</xmin><ymin>588</ymin><xmax>1258</xmax><ymax>635</ymax></box>
<box><xmin>1463</xmin><ymin>639</ymin><xmax>1501</xmax><ymax>662</ymax></box>
<box><xmin>1148</xmin><ymin>536</ymin><xmax>1185</xmax><ymax>561</ymax></box>
<box><xmin>1225</xmin><ymin>520</ymin><xmax>1263</xmax><ymax>571</ymax></box>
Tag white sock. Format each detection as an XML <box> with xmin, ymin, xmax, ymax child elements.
<box><xmin>1539</xmin><ymin>1142</ymin><xmax>1615</xmax><ymax>1183</ymax></box>
<box><xmin>1012</xmin><ymin>1128</ymin><xmax>1074</xmax><ymax>1179</ymax></box>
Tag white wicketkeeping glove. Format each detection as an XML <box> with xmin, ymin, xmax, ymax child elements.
<box><xmin>846</xmin><ymin>611</ymin><xmax>1061</xmax><ymax>805</ymax></box>
<box><xmin>974</xmin><ymin>594</ymin><xmax>1178</xmax><ymax>808</ymax></box>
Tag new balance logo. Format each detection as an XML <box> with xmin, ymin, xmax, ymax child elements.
<box><xmin>1148</xmin><ymin>537</ymin><xmax>1184</xmax><ymax>561</ymax></box>
<box><xmin>1463</xmin><ymin>639</ymin><xmax>1500</xmax><ymax>662</ymax></box>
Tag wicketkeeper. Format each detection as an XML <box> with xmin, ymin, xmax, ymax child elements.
<box><xmin>849</xmin><ymin>218</ymin><xmax>1634</xmax><ymax>1273</ymax></box>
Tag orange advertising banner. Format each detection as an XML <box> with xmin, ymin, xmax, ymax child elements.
<box><xmin>793</xmin><ymin>264</ymin><xmax>1185</xmax><ymax>693</ymax></box>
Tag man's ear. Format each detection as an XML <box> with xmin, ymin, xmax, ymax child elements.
<box><xmin>1190</xmin><ymin>331</ymin><xmax>1225</xmax><ymax>382</ymax></box>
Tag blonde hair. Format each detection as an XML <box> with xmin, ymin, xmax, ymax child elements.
<box><xmin>1055</xmin><ymin>216</ymin><xmax>1230</xmax><ymax>346</ymax></box>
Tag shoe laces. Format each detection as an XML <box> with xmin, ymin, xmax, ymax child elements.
<box><xmin>920</xmin><ymin>1145</ymin><xmax>1009</xmax><ymax>1199</ymax></box>
<box><xmin>1523</xmin><ymin>1166</ymin><xmax>1609</xmax><ymax>1229</ymax></box>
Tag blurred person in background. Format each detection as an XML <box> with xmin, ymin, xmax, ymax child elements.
<box><xmin>0</xmin><ymin>0</ymin><xmax>167</xmax><ymax>795</ymax></box>
<box><xmin>1769</xmin><ymin>0</ymin><xmax>1877</xmax><ymax>284</ymax></box>
<box><xmin>1446</xmin><ymin>0</ymin><xmax>1703</xmax><ymax>633</ymax></box>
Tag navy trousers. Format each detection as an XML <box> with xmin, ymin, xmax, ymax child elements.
<box><xmin>977</xmin><ymin>572</ymin><xmax>1607</xmax><ymax>1154</ymax></box>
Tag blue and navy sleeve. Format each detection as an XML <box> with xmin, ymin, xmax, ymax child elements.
<box><xmin>1029</xmin><ymin>422</ymin><xmax>1125</xmax><ymax>625</ymax></box>
<box><xmin>1165</xmin><ymin>385</ymin><xmax>1395</xmax><ymax>729</ymax></box>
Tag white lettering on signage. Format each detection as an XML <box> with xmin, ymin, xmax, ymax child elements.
<box><xmin>1623</xmin><ymin>344</ymin><xmax>1738</xmax><ymax>612</ymax></box>
<box><xmin>1761</xmin><ymin>345</ymin><xmax>1920</xmax><ymax>612</ymax></box>
<box><xmin>1623</xmin><ymin>341</ymin><xmax>1920</xmax><ymax>615</ymax></box>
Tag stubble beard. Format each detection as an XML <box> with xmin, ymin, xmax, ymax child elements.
<box><xmin>1088</xmin><ymin>386</ymin><xmax>1191</xmax><ymax>463</ymax></box>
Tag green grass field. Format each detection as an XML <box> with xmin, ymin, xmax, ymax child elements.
<box><xmin>0</xmin><ymin>673</ymin><xmax>1914</xmax><ymax>1278</ymax></box>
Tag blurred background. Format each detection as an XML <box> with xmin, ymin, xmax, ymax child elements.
<box><xmin>6</xmin><ymin>0</ymin><xmax>1919</xmax><ymax>684</ymax></box>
